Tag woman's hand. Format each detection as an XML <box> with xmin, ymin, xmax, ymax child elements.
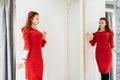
<box><xmin>86</xmin><ymin>33</ymin><xmax>92</xmax><ymax>41</ymax></box>
<box><xmin>43</xmin><ymin>31</ymin><xmax>47</xmax><ymax>40</ymax></box>
<box><xmin>16</xmin><ymin>50</ymin><xmax>28</xmax><ymax>70</ymax></box>
<box><xmin>16</xmin><ymin>62</ymin><xmax>25</xmax><ymax>70</ymax></box>
<box><xmin>112</xmin><ymin>48</ymin><xmax>116</xmax><ymax>53</ymax></box>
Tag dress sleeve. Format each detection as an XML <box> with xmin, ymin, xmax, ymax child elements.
<box><xmin>21</xmin><ymin>28</ymin><xmax>31</xmax><ymax>50</ymax></box>
<box><xmin>41</xmin><ymin>39</ymin><xmax>47</xmax><ymax>47</ymax></box>
<box><xmin>109</xmin><ymin>32</ymin><xmax>115</xmax><ymax>48</ymax></box>
<box><xmin>89</xmin><ymin>33</ymin><xmax>96</xmax><ymax>46</ymax></box>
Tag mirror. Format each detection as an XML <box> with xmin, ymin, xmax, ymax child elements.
<box><xmin>85</xmin><ymin>0</ymin><xmax>116</xmax><ymax>80</ymax></box>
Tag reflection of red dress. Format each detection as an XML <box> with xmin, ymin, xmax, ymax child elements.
<box><xmin>22</xmin><ymin>27</ymin><xmax>47</xmax><ymax>80</ymax></box>
<box><xmin>89</xmin><ymin>31</ymin><xmax>115</xmax><ymax>74</ymax></box>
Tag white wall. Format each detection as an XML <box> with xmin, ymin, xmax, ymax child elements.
<box><xmin>16</xmin><ymin>0</ymin><xmax>66</xmax><ymax>80</ymax></box>
<box><xmin>68</xmin><ymin>0</ymin><xmax>80</xmax><ymax>80</ymax></box>
<box><xmin>85</xmin><ymin>0</ymin><xmax>105</xmax><ymax>80</ymax></box>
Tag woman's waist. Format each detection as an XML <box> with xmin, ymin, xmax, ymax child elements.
<box><xmin>27</xmin><ymin>53</ymin><xmax>43</xmax><ymax>60</ymax></box>
<box><xmin>30</xmin><ymin>46</ymin><xmax>42</xmax><ymax>50</ymax></box>
<box><xmin>96</xmin><ymin>45</ymin><xmax>111</xmax><ymax>51</ymax></box>
<box><xmin>96</xmin><ymin>43</ymin><xmax>110</xmax><ymax>48</ymax></box>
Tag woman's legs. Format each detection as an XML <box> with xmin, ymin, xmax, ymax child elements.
<box><xmin>101</xmin><ymin>73</ymin><xmax>109</xmax><ymax>80</ymax></box>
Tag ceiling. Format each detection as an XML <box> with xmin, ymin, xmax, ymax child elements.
<box><xmin>106</xmin><ymin>0</ymin><xmax>114</xmax><ymax>2</ymax></box>
<box><xmin>105</xmin><ymin>0</ymin><xmax>114</xmax><ymax>9</ymax></box>
<box><xmin>106</xmin><ymin>0</ymin><xmax>114</xmax><ymax>5</ymax></box>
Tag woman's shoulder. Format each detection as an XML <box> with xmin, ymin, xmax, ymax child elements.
<box><xmin>108</xmin><ymin>31</ymin><xmax>114</xmax><ymax>36</ymax></box>
<box><xmin>21</xmin><ymin>27</ymin><xmax>32</xmax><ymax>33</ymax></box>
<box><xmin>92</xmin><ymin>31</ymin><xmax>104</xmax><ymax>36</ymax></box>
<box><xmin>21</xmin><ymin>27</ymin><xmax>25</xmax><ymax>32</ymax></box>
<box><xmin>92</xmin><ymin>31</ymin><xmax>98</xmax><ymax>35</ymax></box>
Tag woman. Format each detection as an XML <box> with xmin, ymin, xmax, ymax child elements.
<box><xmin>17</xmin><ymin>11</ymin><xmax>47</xmax><ymax>80</ymax></box>
<box><xmin>87</xmin><ymin>17</ymin><xmax>115</xmax><ymax>80</ymax></box>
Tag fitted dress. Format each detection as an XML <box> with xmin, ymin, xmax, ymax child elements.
<box><xmin>22</xmin><ymin>27</ymin><xmax>47</xmax><ymax>80</ymax></box>
<box><xmin>89</xmin><ymin>31</ymin><xmax>115</xmax><ymax>74</ymax></box>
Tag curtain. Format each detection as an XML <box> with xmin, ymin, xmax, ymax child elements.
<box><xmin>106</xmin><ymin>12</ymin><xmax>116</xmax><ymax>80</ymax></box>
<box><xmin>106</xmin><ymin>12</ymin><xmax>113</xmax><ymax>28</ymax></box>
<box><xmin>0</xmin><ymin>0</ymin><xmax>15</xmax><ymax>80</ymax></box>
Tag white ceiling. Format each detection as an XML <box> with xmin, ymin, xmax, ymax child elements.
<box><xmin>106</xmin><ymin>0</ymin><xmax>114</xmax><ymax>2</ymax></box>
<box><xmin>106</xmin><ymin>0</ymin><xmax>114</xmax><ymax>3</ymax></box>
<box><xmin>106</xmin><ymin>0</ymin><xmax>114</xmax><ymax>4</ymax></box>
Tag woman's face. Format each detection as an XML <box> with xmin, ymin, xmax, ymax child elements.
<box><xmin>31</xmin><ymin>15</ymin><xmax>40</xmax><ymax>25</ymax></box>
<box><xmin>99</xmin><ymin>20</ymin><xmax>106</xmax><ymax>29</ymax></box>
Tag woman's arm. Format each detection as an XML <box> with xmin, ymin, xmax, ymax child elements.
<box><xmin>41</xmin><ymin>32</ymin><xmax>47</xmax><ymax>47</ymax></box>
<box><xmin>16</xmin><ymin>28</ymin><xmax>31</xmax><ymax>70</ymax></box>
<box><xmin>87</xmin><ymin>33</ymin><xmax>97</xmax><ymax>46</ymax></box>
<box><xmin>109</xmin><ymin>32</ymin><xmax>116</xmax><ymax>53</ymax></box>
<box><xmin>21</xmin><ymin>50</ymin><xmax>29</xmax><ymax>60</ymax></box>
<box><xmin>16</xmin><ymin>50</ymin><xmax>29</xmax><ymax>70</ymax></box>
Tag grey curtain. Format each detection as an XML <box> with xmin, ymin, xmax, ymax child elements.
<box><xmin>106</xmin><ymin>12</ymin><xmax>113</xmax><ymax>28</ymax></box>
<box><xmin>106</xmin><ymin>12</ymin><xmax>116</xmax><ymax>80</ymax></box>
<box><xmin>0</xmin><ymin>0</ymin><xmax>15</xmax><ymax>80</ymax></box>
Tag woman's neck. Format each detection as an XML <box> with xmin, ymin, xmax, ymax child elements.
<box><xmin>31</xmin><ymin>23</ymin><xmax>37</xmax><ymax>29</ymax></box>
<box><xmin>99</xmin><ymin>28</ymin><xmax>105</xmax><ymax>32</ymax></box>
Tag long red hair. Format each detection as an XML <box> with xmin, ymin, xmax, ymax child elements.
<box><xmin>23</xmin><ymin>11</ymin><xmax>39</xmax><ymax>32</ymax></box>
<box><xmin>98</xmin><ymin>17</ymin><xmax>113</xmax><ymax>32</ymax></box>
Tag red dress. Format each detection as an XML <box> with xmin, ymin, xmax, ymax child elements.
<box><xmin>21</xmin><ymin>27</ymin><xmax>47</xmax><ymax>80</ymax></box>
<box><xmin>89</xmin><ymin>31</ymin><xmax>115</xmax><ymax>74</ymax></box>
